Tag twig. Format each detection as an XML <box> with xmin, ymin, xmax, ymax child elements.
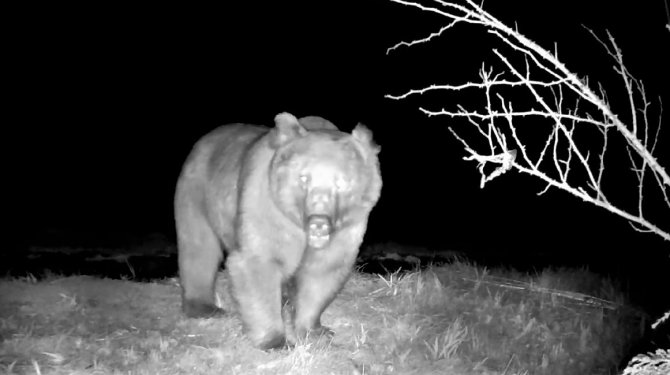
<box><xmin>386</xmin><ymin>0</ymin><xmax>669</xmax><ymax>242</ymax></box>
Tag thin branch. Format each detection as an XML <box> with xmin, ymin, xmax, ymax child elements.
<box><xmin>386</xmin><ymin>0</ymin><xmax>669</xmax><ymax>242</ymax></box>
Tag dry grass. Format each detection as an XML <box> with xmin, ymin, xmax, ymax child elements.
<box><xmin>0</xmin><ymin>255</ymin><xmax>646</xmax><ymax>374</ymax></box>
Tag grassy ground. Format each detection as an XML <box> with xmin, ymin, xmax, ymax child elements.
<box><xmin>0</xmin><ymin>260</ymin><xmax>647</xmax><ymax>374</ymax></box>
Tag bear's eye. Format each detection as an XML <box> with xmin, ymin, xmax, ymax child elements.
<box><xmin>335</xmin><ymin>176</ymin><xmax>351</xmax><ymax>192</ymax></box>
<box><xmin>299</xmin><ymin>174</ymin><xmax>310</xmax><ymax>189</ymax></box>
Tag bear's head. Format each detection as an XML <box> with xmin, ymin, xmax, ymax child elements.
<box><xmin>269</xmin><ymin>112</ymin><xmax>381</xmax><ymax>249</ymax></box>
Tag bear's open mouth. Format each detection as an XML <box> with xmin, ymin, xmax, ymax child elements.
<box><xmin>307</xmin><ymin>215</ymin><xmax>331</xmax><ymax>248</ymax></box>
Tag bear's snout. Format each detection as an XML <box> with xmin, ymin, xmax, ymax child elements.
<box><xmin>306</xmin><ymin>189</ymin><xmax>333</xmax><ymax>215</ymax></box>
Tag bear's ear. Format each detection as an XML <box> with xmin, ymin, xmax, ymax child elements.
<box><xmin>271</xmin><ymin>112</ymin><xmax>307</xmax><ymax>148</ymax></box>
<box><xmin>352</xmin><ymin>124</ymin><xmax>381</xmax><ymax>156</ymax></box>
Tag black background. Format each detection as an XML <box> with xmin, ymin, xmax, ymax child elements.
<box><xmin>7</xmin><ymin>0</ymin><xmax>669</xmax><ymax>298</ymax></box>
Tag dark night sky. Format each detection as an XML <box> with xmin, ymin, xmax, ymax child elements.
<box><xmin>7</xmin><ymin>1</ymin><xmax>669</xmax><ymax>267</ymax></box>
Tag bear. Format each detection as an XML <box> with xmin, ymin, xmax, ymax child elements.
<box><xmin>174</xmin><ymin>112</ymin><xmax>382</xmax><ymax>350</ymax></box>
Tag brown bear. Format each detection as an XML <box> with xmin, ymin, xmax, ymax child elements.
<box><xmin>174</xmin><ymin>112</ymin><xmax>382</xmax><ymax>350</ymax></box>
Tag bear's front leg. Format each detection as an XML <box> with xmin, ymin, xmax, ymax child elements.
<box><xmin>291</xmin><ymin>247</ymin><xmax>357</xmax><ymax>343</ymax></box>
<box><xmin>226</xmin><ymin>252</ymin><xmax>286</xmax><ymax>350</ymax></box>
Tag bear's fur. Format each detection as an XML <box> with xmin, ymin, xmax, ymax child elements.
<box><xmin>174</xmin><ymin>112</ymin><xmax>382</xmax><ymax>350</ymax></box>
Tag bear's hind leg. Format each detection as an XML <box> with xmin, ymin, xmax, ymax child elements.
<box><xmin>177</xmin><ymin>209</ymin><xmax>224</xmax><ymax>318</ymax></box>
<box><xmin>226</xmin><ymin>253</ymin><xmax>286</xmax><ymax>350</ymax></box>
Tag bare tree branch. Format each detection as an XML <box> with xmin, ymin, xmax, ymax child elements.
<box><xmin>386</xmin><ymin>0</ymin><xmax>669</xmax><ymax>242</ymax></box>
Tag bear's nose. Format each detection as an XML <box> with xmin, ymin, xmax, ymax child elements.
<box><xmin>308</xmin><ymin>190</ymin><xmax>332</xmax><ymax>213</ymax></box>
<box><xmin>313</xmin><ymin>193</ymin><xmax>330</xmax><ymax>205</ymax></box>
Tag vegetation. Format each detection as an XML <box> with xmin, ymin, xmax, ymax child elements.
<box><xmin>0</xmin><ymin>254</ymin><xmax>647</xmax><ymax>374</ymax></box>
